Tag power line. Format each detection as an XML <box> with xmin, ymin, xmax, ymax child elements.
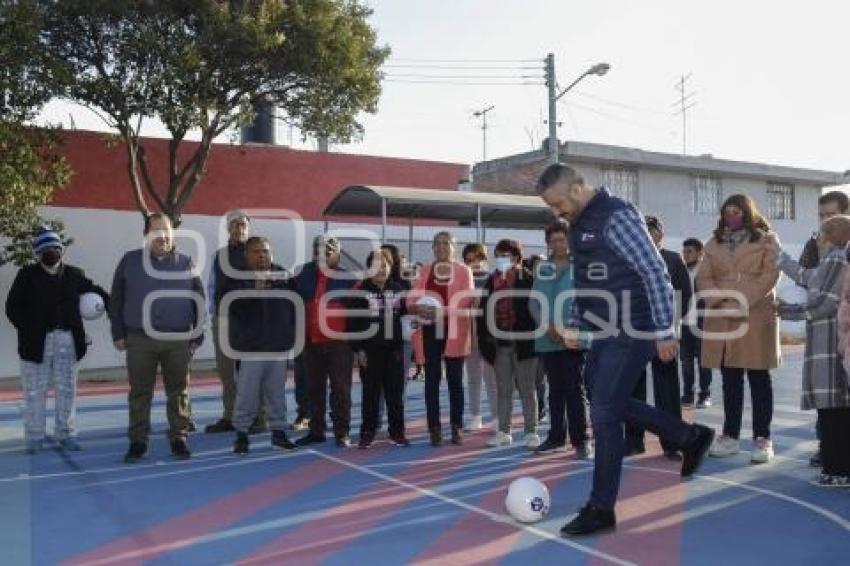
<box><xmin>388</xmin><ymin>57</ymin><xmax>539</xmax><ymax>63</ymax></box>
<box><xmin>385</xmin><ymin>73</ymin><xmax>545</xmax><ymax>80</ymax></box>
<box><xmin>384</xmin><ymin>64</ymin><xmax>541</xmax><ymax>70</ymax></box>
<box><xmin>572</xmin><ymin>90</ymin><xmax>669</xmax><ymax>115</ymax></box>
<box><xmin>560</xmin><ymin>98</ymin><xmax>676</xmax><ymax>135</ymax></box>
<box><xmin>384</xmin><ymin>79</ymin><xmax>544</xmax><ymax>86</ymax></box>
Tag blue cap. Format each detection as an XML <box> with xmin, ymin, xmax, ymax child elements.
<box><xmin>32</xmin><ymin>227</ymin><xmax>63</xmax><ymax>255</ymax></box>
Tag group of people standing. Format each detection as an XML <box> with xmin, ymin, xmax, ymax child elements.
<box><xmin>5</xmin><ymin>165</ymin><xmax>850</xmax><ymax>538</ymax></box>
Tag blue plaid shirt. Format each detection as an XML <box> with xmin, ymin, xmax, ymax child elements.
<box><xmin>604</xmin><ymin>206</ymin><xmax>675</xmax><ymax>338</ymax></box>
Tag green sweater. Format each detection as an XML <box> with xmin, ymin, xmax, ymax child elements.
<box><xmin>529</xmin><ymin>259</ymin><xmax>591</xmax><ymax>353</ymax></box>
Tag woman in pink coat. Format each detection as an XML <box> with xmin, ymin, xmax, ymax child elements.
<box><xmin>409</xmin><ymin>231</ymin><xmax>475</xmax><ymax>446</ymax></box>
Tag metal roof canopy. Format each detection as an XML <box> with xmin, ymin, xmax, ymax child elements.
<box><xmin>323</xmin><ymin>185</ymin><xmax>554</xmax><ymax>246</ymax></box>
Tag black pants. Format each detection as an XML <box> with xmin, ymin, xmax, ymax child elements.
<box><xmin>626</xmin><ymin>357</ymin><xmax>682</xmax><ymax>452</ymax></box>
<box><xmin>536</xmin><ymin>362</ymin><xmax>547</xmax><ymax>415</ymax></box>
<box><xmin>818</xmin><ymin>407</ymin><xmax>850</xmax><ymax>476</ymax></box>
<box><xmin>360</xmin><ymin>346</ymin><xmax>405</xmax><ymax>437</ymax></box>
<box><xmin>680</xmin><ymin>326</ymin><xmax>712</xmax><ymax>399</ymax></box>
<box><xmin>423</xmin><ymin>324</ymin><xmax>464</xmax><ymax>431</ymax></box>
<box><xmin>304</xmin><ymin>341</ymin><xmax>352</xmax><ymax>438</ymax></box>
<box><xmin>539</xmin><ymin>350</ymin><xmax>587</xmax><ymax>447</ymax></box>
<box><xmin>721</xmin><ymin>367</ymin><xmax>772</xmax><ymax>439</ymax></box>
<box><xmin>294</xmin><ymin>354</ymin><xmax>309</xmax><ymax>419</ymax></box>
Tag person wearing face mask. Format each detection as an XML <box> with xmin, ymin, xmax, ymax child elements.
<box><xmin>797</xmin><ymin>191</ymin><xmax>849</xmax><ymax>270</ymax></box>
<box><xmin>477</xmin><ymin>239</ymin><xmax>541</xmax><ymax>449</ymax></box>
<box><xmin>6</xmin><ymin>227</ymin><xmax>109</xmax><ymax>453</ymax></box>
<box><xmin>109</xmin><ymin>213</ymin><xmax>206</xmax><ymax>463</ymax></box>
<box><xmin>698</xmin><ymin>194</ymin><xmax>781</xmax><ymax>464</ymax></box>
<box><xmin>777</xmin><ymin>216</ymin><xmax>850</xmax><ymax>487</ymax></box>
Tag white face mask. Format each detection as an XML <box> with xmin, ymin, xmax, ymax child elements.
<box><xmin>493</xmin><ymin>256</ymin><xmax>513</xmax><ymax>273</ymax></box>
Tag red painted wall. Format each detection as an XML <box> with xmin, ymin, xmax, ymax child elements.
<box><xmin>50</xmin><ymin>130</ymin><xmax>468</xmax><ymax>221</ymax></box>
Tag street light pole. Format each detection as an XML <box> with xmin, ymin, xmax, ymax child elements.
<box><xmin>545</xmin><ymin>55</ymin><xmax>611</xmax><ymax>164</ymax></box>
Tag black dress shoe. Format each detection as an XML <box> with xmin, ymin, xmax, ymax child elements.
<box><xmin>295</xmin><ymin>433</ymin><xmax>327</xmax><ymax>447</ymax></box>
<box><xmin>170</xmin><ymin>438</ymin><xmax>192</xmax><ymax>460</ymax></box>
<box><xmin>124</xmin><ymin>442</ymin><xmax>147</xmax><ymax>463</ymax></box>
<box><xmin>681</xmin><ymin>424</ymin><xmax>715</xmax><ymax>477</ymax></box>
<box><xmin>451</xmin><ymin>426</ymin><xmax>463</xmax><ymax>445</ymax></box>
<box><xmin>233</xmin><ymin>432</ymin><xmax>250</xmax><ymax>455</ymax></box>
<box><xmin>358</xmin><ymin>432</ymin><xmax>375</xmax><ymax>449</ymax></box>
<box><xmin>271</xmin><ymin>430</ymin><xmax>297</xmax><ymax>450</ymax></box>
<box><xmin>535</xmin><ymin>438</ymin><xmax>567</xmax><ymax>454</ymax></box>
<box><xmin>560</xmin><ymin>503</ymin><xmax>616</xmax><ymax>536</ymax></box>
<box><xmin>429</xmin><ymin>428</ymin><xmax>442</xmax><ymax>447</ymax></box>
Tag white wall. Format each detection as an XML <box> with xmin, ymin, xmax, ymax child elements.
<box><xmin>0</xmin><ymin>206</ymin><xmax>547</xmax><ymax>379</ymax></box>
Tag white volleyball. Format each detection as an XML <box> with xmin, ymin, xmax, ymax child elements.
<box><xmin>505</xmin><ymin>477</ymin><xmax>551</xmax><ymax>524</ymax></box>
<box><xmin>79</xmin><ymin>292</ymin><xmax>105</xmax><ymax>320</ymax></box>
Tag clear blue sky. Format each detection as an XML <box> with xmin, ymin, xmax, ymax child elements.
<box><xmin>39</xmin><ymin>0</ymin><xmax>850</xmax><ymax>174</ymax></box>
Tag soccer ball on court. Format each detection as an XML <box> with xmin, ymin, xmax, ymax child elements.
<box><xmin>79</xmin><ymin>292</ymin><xmax>106</xmax><ymax>320</ymax></box>
<box><xmin>505</xmin><ymin>477</ymin><xmax>551</xmax><ymax>523</ymax></box>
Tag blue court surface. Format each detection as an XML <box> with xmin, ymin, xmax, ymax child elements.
<box><xmin>0</xmin><ymin>347</ymin><xmax>847</xmax><ymax>565</ymax></box>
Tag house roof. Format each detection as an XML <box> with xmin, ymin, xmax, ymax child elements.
<box><xmin>473</xmin><ymin>141</ymin><xmax>846</xmax><ymax>186</ymax></box>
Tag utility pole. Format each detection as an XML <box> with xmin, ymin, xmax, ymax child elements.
<box><xmin>545</xmin><ymin>53</ymin><xmax>558</xmax><ymax>164</ymax></box>
<box><xmin>545</xmin><ymin>53</ymin><xmax>611</xmax><ymax>164</ymax></box>
<box><xmin>673</xmin><ymin>74</ymin><xmax>696</xmax><ymax>155</ymax></box>
<box><xmin>472</xmin><ymin>104</ymin><xmax>495</xmax><ymax>162</ymax></box>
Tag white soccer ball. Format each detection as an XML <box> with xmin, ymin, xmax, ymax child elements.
<box><xmin>79</xmin><ymin>292</ymin><xmax>105</xmax><ymax>320</ymax></box>
<box><xmin>505</xmin><ymin>477</ymin><xmax>551</xmax><ymax>523</ymax></box>
<box><xmin>416</xmin><ymin>295</ymin><xmax>443</xmax><ymax>325</ymax></box>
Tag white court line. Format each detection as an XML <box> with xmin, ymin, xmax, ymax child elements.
<box><xmin>308</xmin><ymin>450</ymin><xmax>637</xmax><ymax>566</ymax></box>
<box><xmin>0</xmin><ymin>447</ymin><xmax>289</xmax><ymax>483</ymax></box>
<box><xmin>50</xmin><ymin>450</ymin><xmax>313</xmax><ymax>490</ymax></box>
<box><xmin>623</xmin><ymin>464</ymin><xmax>850</xmax><ymax>533</ymax></box>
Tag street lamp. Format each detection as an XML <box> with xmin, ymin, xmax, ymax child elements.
<box><xmin>546</xmin><ymin>56</ymin><xmax>611</xmax><ymax>163</ymax></box>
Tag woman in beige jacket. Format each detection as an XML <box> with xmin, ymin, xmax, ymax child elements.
<box><xmin>697</xmin><ymin>194</ymin><xmax>780</xmax><ymax>464</ymax></box>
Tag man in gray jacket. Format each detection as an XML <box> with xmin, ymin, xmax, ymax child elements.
<box><xmin>110</xmin><ymin>213</ymin><xmax>205</xmax><ymax>463</ymax></box>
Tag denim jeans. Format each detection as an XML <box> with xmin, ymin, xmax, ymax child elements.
<box><xmin>584</xmin><ymin>335</ymin><xmax>693</xmax><ymax>510</ymax></box>
<box><xmin>539</xmin><ymin>350</ymin><xmax>588</xmax><ymax>447</ymax></box>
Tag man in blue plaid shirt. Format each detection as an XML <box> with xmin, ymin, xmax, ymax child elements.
<box><xmin>536</xmin><ymin>163</ymin><xmax>715</xmax><ymax>537</ymax></box>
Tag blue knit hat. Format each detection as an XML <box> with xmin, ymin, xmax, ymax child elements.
<box><xmin>32</xmin><ymin>227</ymin><xmax>63</xmax><ymax>255</ymax></box>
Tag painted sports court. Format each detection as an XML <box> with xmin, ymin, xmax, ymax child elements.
<box><xmin>0</xmin><ymin>346</ymin><xmax>847</xmax><ymax>565</ymax></box>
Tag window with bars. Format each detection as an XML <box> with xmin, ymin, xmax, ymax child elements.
<box><xmin>601</xmin><ymin>167</ymin><xmax>638</xmax><ymax>205</ymax></box>
<box><xmin>692</xmin><ymin>175</ymin><xmax>722</xmax><ymax>215</ymax></box>
<box><xmin>767</xmin><ymin>182</ymin><xmax>795</xmax><ymax>220</ymax></box>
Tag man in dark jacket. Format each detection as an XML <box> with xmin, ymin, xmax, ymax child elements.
<box><xmin>5</xmin><ymin>227</ymin><xmax>109</xmax><ymax>453</ymax></box>
<box><xmin>478</xmin><ymin>239</ymin><xmax>540</xmax><ymax>450</ymax></box>
<box><xmin>293</xmin><ymin>235</ymin><xmax>357</xmax><ymax>448</ymax></box>
<box><xmin>537</xmin><ymin>164</ymin><xmax>713</xmax><ymax>536</ymax></box>
<box><xmin>227</xmin><ymin>237</ymin><xmax>297</xmax><ymax>454</ymax></box>
<box><xmin>625</xmin><ymin>216</ymin><xmax>692</xmax><ymax>459</ymax></box>
<box><xmin>110</xmin><ymin>213</ymin><xmax>205</xmax><ymax>463</ymax></box>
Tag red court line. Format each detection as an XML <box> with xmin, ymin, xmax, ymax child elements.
<box><xmin>59</xmin><ymin>444</ymin><xmax>392</xmax><ymax>566</ymax></box>
<box><xmin>410</xmin><ymin>454</ymin><xmax>576</xmax><ymax>566</ymax></box>
<box><xmin>591</xmin><ymin>438</ymin><xmax>687</xmax><ymax>566</ymax></box>
<box><xmin>235</xmin><ymin>429</ymin><xmax>501</xmax><ymax>565</ymax></box>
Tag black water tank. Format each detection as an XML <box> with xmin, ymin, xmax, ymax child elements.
<box><xmin>240</xmin><ymin>99</ymin><xmax>275</xmax><ymax>145</ymax></box>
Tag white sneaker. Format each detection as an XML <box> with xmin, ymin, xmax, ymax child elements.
<box><xmin>751</xmin><ymin>437</ymin><xmax>774</xmax><ymax>464</ymax></box>
<box><xmin>487</xmin><ymin>431</ymin><xmax>513</xmax><ymax>447</ymax></box>
<box><xmin>575</xmin><ymin>442</ymin><xmax>594</xmax><ymax>460</ymax></box>
<box><xmin>464</xmin><ymin>416</ymin><xmax>483</xmax><ymax>431</ymax></box>
<box><xmin>524</xmin><ymin>432</ymin><xmax>541</xmax><ymax>449</ymax></box>
<box><xmin>709</xmin><ymin>435</ymin><xmax>740</xmax><ymax>457</ymax></box>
